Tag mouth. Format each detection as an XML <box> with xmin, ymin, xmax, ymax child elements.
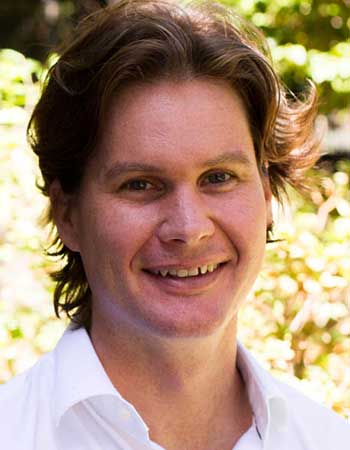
<box><xmin>143</xmin><ymin>262</ymin><xmax>226</xmax><ymax>278</ymax></box>
<box><xmin>141</xmin><ymin>261</ymin><xmax>229</xmax><ymax>294</ymax></box>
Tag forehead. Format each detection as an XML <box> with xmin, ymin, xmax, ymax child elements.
<box><xmin>94</xmin><ymin>79</ymin><xmax>255</xmax><ymax>174</ymax></box>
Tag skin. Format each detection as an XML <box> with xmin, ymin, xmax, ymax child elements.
<box><xmin>51</xmin><ymin>79</ymin><xmax>272</xmax><ymax>450</ymax></box>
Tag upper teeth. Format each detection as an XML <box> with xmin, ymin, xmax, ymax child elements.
<box><xmin>154</xmin><ymin>263</ymin><xmax>220</xmax><ymax>278</ymax></box>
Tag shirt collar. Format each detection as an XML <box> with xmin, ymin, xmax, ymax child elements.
<box><xmin>53</xmin><ymin>325</ymin><xmax>120</xmax><ymax>427</ymax></box>
<box><xmin>53</xmin><ymin>325</ymin><xmax>149</xmax><ymax>442</ymax></box>
<box><xmin>236</xmin><ymin>341</ymin><xmax>289</xmax><ymax>444</ymax></box>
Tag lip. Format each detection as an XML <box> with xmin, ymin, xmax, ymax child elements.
<box><xmin>141</xmin><ymin>261</ymin><xmax>229</xmax><ymax>295</ymax></box>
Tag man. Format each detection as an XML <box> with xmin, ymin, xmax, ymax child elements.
<box><xmin>1</xmin><ymin>1</ymin><xmax>349</xmax><ymax>449</ymax></box>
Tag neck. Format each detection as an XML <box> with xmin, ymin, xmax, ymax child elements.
<box><xmin>90</xmin><ymin>315</ymin><xmax>252</xmax><ymax>450</ymax></box>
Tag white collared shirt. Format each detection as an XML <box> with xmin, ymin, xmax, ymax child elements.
<box><xmin>0</xmin><ymin>326</ymin><xmax>349</xmax><ymax>449</ymax></box>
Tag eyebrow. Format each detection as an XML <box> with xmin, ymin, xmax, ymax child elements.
<box><xmin>103</xmin><ymin>151</ymin><xmax>254</xmax><ymax>181</ymax></box>
<box><xmin>201</xmin><ymin>151</ymin><xmax>254</xmax><ymax>168</ymax></box>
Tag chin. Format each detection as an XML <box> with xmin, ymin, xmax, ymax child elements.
<box><xmin>142</xmin><ymin>311</ymin><xmax>235</xmax><ymax>340</ymax></box>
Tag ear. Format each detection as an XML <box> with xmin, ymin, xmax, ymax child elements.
<box><xmin>261</xmin><ymin>170</ymin><xmax>273</xmax><ymax>229</ymax></box>
<box><xmin>49</xmin><ymin>179</ymin><xmax>80</xmax><ymax>252</ymax></box>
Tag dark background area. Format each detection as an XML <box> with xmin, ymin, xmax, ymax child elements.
<box><xmin>0</xmin><ymin>0</ymin><xmax>105</xmax><ymax>61</ymax></box>
<box><xmin>0</xmin><ymin>0</ymin><xmax>349</xmax><ymax>117</ymax></box>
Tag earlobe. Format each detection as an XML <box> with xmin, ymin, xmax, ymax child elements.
<box><xmin>263</xmin><ymin>179</ymin><xmax>274</xmax><ymax>243</ymax></box>
<box><xmin>49</xmin><ymin>180</ymin><xmax>80</xmax><ymax>252</ymax></box>
<box><xmin>265</xmin><ymin>188</ymin><xmax>273</xmax><ymax>227</ymax></box>
<box><xmin>262</xmin><ymin>172</ymin><xmax>273</xmax><ymax>228</ymax></box>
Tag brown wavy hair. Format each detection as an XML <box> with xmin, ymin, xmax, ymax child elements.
<box><xmin>27</xmin><ymin>0</ymin><xmax>319</xmax><ymax>330</ymax></box>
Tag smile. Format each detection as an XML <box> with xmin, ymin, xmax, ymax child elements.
<box><xmin>144</xmin><ymin>261</ymin><xmax>227</xmax><ymax>278</ymax></box>
<box><xmin>142</xmin><ymin>261</ymin><xmax>229</xmax><ymax>295</ymax></box>
<box><xmin>147</xmin><ymin>263</ymin><xmax>221</xmax><ymax>278</ymax></box>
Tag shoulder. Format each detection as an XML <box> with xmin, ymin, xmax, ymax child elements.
<box><xmin>0</xmin><ymin>350</ymin><xmax>55</xmax><ymax>400</ymax></box>
<box><xmin>238</xmin><ymin>344</ymin><xmax>350</xmax><ymax>450</ymax></box>
<box><xmin>274</xmin><ymin>373</ymin><xmax>350</xmax><ymax>448</ymax></box>
<box><xmin>0</xmin><ymin>351</ymin><xmax>56</xmax><ymax>446</ymax></box>
<box><xmin>276</xmin><ymin>375</ymin><xmax>350</xmax><ymax>426</ymax></box>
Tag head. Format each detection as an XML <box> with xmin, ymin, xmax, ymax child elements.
<box><xmin>28</xmin><ymin>0</ymin><xmax>319</xmax><ymax>332</ymax></box>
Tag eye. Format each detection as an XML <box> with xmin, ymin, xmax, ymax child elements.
<box><xmin>202</xmin><ymin>171</ymin><xmax>235</xmax><ymax>186</ymax></box>
<box><xmin>120</xmin><ymin>179</ymin><xmax>155</xmax><ymax>191</ymax></box>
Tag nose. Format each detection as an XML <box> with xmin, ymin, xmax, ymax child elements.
<box><xmin>156</xmin><ymin>187</ymin><xmax>215</xmax><ymax>246</ymax></box>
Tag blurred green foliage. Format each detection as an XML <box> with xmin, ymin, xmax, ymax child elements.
<box><xmin>0</xmin><ymin>49</ymin><xmax>67</xmax><ymax>380</ymax></box>
<box><xmin>0</xmin><ymin>0</ymin><xmax>349</xmax><ymax>115</ymax></box>
<box><xmin>239</xmin><ymin>161</ymin><xmax>350</xmax><ymax>419</ymax></box>
<box><xmin>0</xmin><ymin>14</ymin><xmax>349</xmax><ymax>421</ymax></box>
<box><xmin>226</xmin><ymin>0</ymin><xmax>350</xmax><ymax>114</ymax></box>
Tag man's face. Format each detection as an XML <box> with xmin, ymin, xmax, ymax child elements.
<box><xmin>57</xmin><ymin>79</ymin><xmax>272</xmax><ymax>338</ymax></box>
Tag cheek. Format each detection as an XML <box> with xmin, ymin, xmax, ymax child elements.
<box><xmin>79</xmin><ymin>200</ymin><xmax>158</xmax><ymax>263</ymax></box>
<box><xmin>214</xmin><ymin>188</ymin><xmax>268</xmax><ymax>240</ymax></box>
